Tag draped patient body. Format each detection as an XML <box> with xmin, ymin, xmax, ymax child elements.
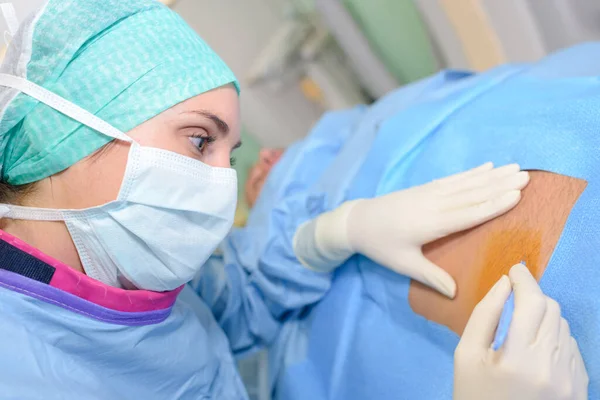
<box><xmin>412</xmin><ymin>171</ymin><xmax>587</xmax><ymax>335</ymax></box>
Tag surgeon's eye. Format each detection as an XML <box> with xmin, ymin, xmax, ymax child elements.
<box><xmin>189</xmin><ymin>133</ymin><xmax>215</xmax><ymax>154</ymax></box>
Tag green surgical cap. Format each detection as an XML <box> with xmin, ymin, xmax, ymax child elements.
<box><xmin>0</xmin><ymin>0</ymin><xmax>239</xmax><ymax>185</ymax></box>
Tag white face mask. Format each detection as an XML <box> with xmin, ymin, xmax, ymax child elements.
<box><xmin>0</xmin><ymin>74</ymin><xmax>237</xmax><ymax>291</ymax></box>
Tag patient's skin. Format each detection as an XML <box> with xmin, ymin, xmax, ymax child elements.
<box><xmin>245</xmin><ymin>148</ymin><xmax>284</xmax><ymax>208</ymax></box>
<box><xmin>409</xmin><ymin>171</ymin><xmax>587</xmax><ymax>335</ymax></box>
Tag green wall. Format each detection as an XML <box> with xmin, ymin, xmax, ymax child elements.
<box><xmin>296</xmin><ymin>0</ymin><xmax>438</xmax><ymax>84</ymax></box>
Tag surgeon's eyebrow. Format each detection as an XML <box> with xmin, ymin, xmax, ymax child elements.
<box><xmin>185</xmin><ymin>110</ymin><xmax>230</xmax><ymax>135</ymax></box>
<box><xmin>183</xmin><ymin>110</ymin><xmax>242</xmax><ymax>150</ymax></box>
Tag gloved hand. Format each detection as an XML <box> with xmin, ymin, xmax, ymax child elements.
<box><xmin>293</xmin><ymin>162</ymin><xmax>529</xmax><ymax>297</ymax></box>
<box><xmin>454</xmin><ymin>264</ymin><xmax>589</xmax><ymax>400</ymax></box>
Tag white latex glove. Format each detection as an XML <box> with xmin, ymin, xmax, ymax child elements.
<box><xmin>293</xmin><ymin>162</ymin><xmax>529</xmax><ymax>298</ymax></box>
<box><xmin>454</xmin><ymin>264</ymin><xmax>589</xmax><ymax>400</ymax></box>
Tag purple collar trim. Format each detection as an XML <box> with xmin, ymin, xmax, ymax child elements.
<box><xmin>0</xmin><ymin>268</ymin><xmax>173</xmax><ymax>326</ymax></box>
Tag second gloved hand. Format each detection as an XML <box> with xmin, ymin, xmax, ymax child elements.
<box><xmin>454</xmin><ymin>264</ymin><xmax>589</xmax><ymax>400</ymax></box>
<box><xmin>293</xmin><ymin>163</ymin><xmax>529</xmax><ymax>298</ymax></box>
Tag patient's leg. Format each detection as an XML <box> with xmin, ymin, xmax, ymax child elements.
<box><xmin>409</xmin><ymin>171</ymin><xmax>587</xmax><ymax>335</ymax></box>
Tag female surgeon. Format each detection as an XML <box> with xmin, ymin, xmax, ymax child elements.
<box><xmin>0</xmin><ymin>1</ymin><xmax>587</xmax><ymax>399</ymax></box>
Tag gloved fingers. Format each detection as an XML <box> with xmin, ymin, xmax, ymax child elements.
<box><xmin>571</xmin><ymin>338</ymin><xmax>590</xmax><ymax>396</ymax></box>
<box><xmin>460</xmin><ymin>275</ymin><xmax>512</xmax><ymax>351</ymax></box>
<box><xmin>436</xmin><ymin>190</ymin><xmax>521</xmax><ymax>236</ymax></box>
<box><xmin>396</xmin><ymin>251</ymin><xmax>457</xmax><ymax>298</ymax></box>
<box><xmin>558</xmin><ymin>318</ymin><xmax>572</xmax><ymax>350</ymax></box>
<box><xmin>441</xmin><ymin>171</ymin><xmax>529</xmax><ymax>211</ymax></box>
<box><xmin>537</xmin><ymin>297</ymin><xmax>562</xmax><ymax>346</ymax></box>
<box><xmin>432</xmin><ymin>162</ymin><xmax>494</xmax><ymax>186</ymax></box>
<box><xmin>506</xmin><ymin>263</ymin><xmax>547</xmax><ymax>348</ymax></box>
<box><xmin>439</xmin><ymin>163</ymin><xmax>521</xmax><ymax>194</ymax></box>
<box><xmin>554</xmin><ymin>319</ymin><xmax>573</xmax><ymax>375</ymax></box>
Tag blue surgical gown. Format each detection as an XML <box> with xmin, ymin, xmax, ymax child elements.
<box><xmin>0</xmin><ymin>106</ymin><xmax>369</xmax><ymax>399</ymax></box>
<box><xmin>266</xmin><ymin>43</ymin><xmax>600</xmax><ymax>400</ymax></box>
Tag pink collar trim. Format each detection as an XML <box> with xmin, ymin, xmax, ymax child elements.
<box><xmin>0</xmin><ymin>230</ymin><xmax>182</xmax><ymax>312</ymax></box>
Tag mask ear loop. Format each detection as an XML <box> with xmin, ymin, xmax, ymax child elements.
<box><xmin>0</xmin><ymin>73</ymin><xmax>133</xmax><ymax>144</ymax></box>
